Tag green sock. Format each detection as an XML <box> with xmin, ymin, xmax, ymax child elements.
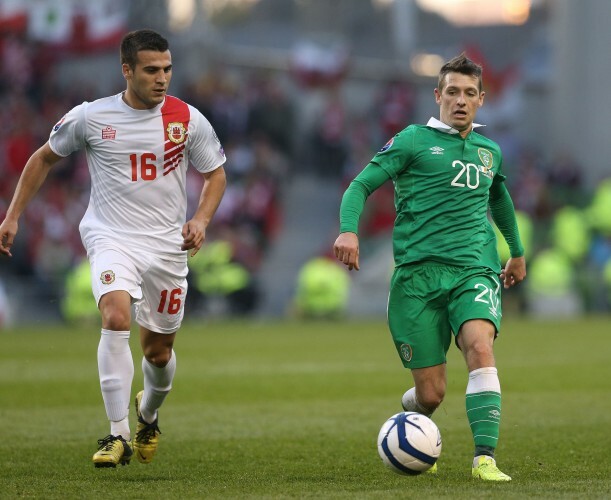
<box><xmin>466</xmin><ymin>391</ymin><xmax>501</xmax><ymax>449</ymax></box>
<box><xmin>474</xmin><ymin>445</ymin><xmax>495</xmax><ymax>458</ymax></box>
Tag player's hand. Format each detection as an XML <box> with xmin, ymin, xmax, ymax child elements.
<box><xmin>500</xmin><ymin>256</ymin><xmax>526</xmax><ymax>289</ymax></box>
<box><xmin>333</xmin><ymin>232</ymin><xmax>360</xmax><ymax>271</ymax></box>
<box><xmin>181</xmin><ymin>219</ymin><xmax>206</xmax><ymax>257</ymax></box>
<box><xmin>0</xmin><ymin>219</ymin><xmax>18</xmax><ymax>257</ymax></box>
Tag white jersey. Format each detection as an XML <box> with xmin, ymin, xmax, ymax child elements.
<box><xmin>49</xmin><ymin>93</ymin><xmax>226</xmax><ymax>259</ymax></box>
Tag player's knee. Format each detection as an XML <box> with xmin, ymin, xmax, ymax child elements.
<box><xmin>419</xmin><ymin>389</ymin><xmax>445</xmax><ymax>412</ymax></box>
<box><xmin>101</xmin><ymin>310</ymin><xmax>131</xmax><ymax>331</ymax></box>
<box><xmin>144</xmin><ymin>346</ymin><xmax>172</xmax><ymax>367</ymax></box>
<box><xmin>465</xmin><ymin>339</ymin><xmax>494</xmax><ymax>364</ymax></box>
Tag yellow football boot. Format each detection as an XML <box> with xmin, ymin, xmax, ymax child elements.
<box><xmin>472</xmin><ymin>456</ymin><xmax>512</xmax><ymax>481</ymax></box>
<box><xmin>92</xmin><ymin>435</ymin><xmax>133</xmax><ymax>468</ymax></box>
<box><xmin>133</xmin><ymin>390</ymin><xmax>161</xmax><ymax>464</ymax></box>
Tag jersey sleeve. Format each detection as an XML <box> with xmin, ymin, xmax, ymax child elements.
<box><xmin>187</xmin><ymin>107</ymin><xmax>226</xmax><ymax>173</ymax></box>
<box><xmin>48</xmin><ymin>102</ymin><xmax>88</xmax><ymax>157</ymax></box>
<box><xmin>339</xmin><ymin>163</ymin><xmax>391</xmax><ymax>234</ymax></box>
<box><xmin>492</xmin><ymin>145</ymin><xmax>507</xmax><ymax>184</ymax></box>
<box><xmin>369</xmin><ymin>126</ymin><xmax>416</xmax><ymax>179</ymax></box>
<box><xmin>489</xmin><ymin>181</ymin><xmax>524</xmax><ymax>258</ymax></box>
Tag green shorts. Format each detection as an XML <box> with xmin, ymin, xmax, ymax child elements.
<box><xmin>387</xmin><ymin>262</ymin><xmax>502</xmax><ymax>369</ymax></box>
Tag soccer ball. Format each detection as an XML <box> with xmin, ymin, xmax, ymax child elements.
<box><xmin>377</xmin><ymin>411</ymin><xmax>442</xmax><ymax>475</ymax></box>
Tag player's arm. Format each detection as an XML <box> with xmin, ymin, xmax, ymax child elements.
<box><xmin>489</xmin><ymin>180</ymin><xmax>526</xmax><ymax>288</ymax></box>
<box><xmin>333</xmin><ymin>163</ymin><xmax>390</xmax><ymax>271</ymax></box>
<box><xmin>182</xmin><ymin>165</ymin><xmax>227</xmax><ymax>257</ymax></box>
<box><xmin>0</xmin><ymin>142</ymin><xmax>64</xmax><ymax>257</ymax></box>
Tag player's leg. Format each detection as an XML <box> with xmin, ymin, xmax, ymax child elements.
<box><xmin>90</xmin><ymin>246</ymin><xmax>142</xmax><ymax>467</ymax></box>
<box><xmin>388</xmin><ymin>264</ymin><xmax>453</xmax><ymax>415</ymax></box>
<box><xmin>458</xmin><ymin>321</ymin><xmax>510</xmax><ymax>481</ymax></box>
<box><xmin>132</xmin><ymin>327</ymin><xmax>175</xmax><ymax>464</ymax></box>
<box><xmin>451</xmin><ymin>269</ymin><xmax>511</xmax><ymax>481</ymax></box>
<box><xmin>97</xmin><ymin>290</ymin><xmax>134</xmax><ymax>437</ymax></box>
<box><xmin>401</xmin><ymin>364</ymin><xmax>447</xmax><ymax>416</ymax></box>
<box><xmin>93</xmin><ymin>292</ymin><xmax>135</xmax><ymax>467</ymax></box>
<box><xmin>457</xmin><ymin>321</ymin><xmax>501</xmax><ymax>454</ymax></box>
<box><xmin>139</xmin><ymin>328</ymin><xmax>176</xmax><ymax>423</ymax></box>
<box><xmin>132</xmin><ymin>257</ymin><xmax>186</xmax><ymax>464</ymax></box>
<box><xmin>390</xmin><ymin>264</ymin><xmax>445</xmax><ymax>480</ymax></box>
<box><xmin>401</xmin><ymin>364</ymin><xmax>446</xmax><ymax>476</ymax></box>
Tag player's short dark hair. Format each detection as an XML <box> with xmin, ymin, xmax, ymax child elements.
<box><xmin>120</xmin><ymin>29</ymin><xmax>169</xmax><ymax>69</ymax></box>
<box><xmin>438</xmin><ymin>53</ymin><xmax>483</xmax><ymax>92</ymax></box>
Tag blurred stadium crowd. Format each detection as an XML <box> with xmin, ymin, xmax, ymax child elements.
<box><xmin>1</xmin><ymin>20</ymin><xmax>611</xmax><ymax>327</ymax></box>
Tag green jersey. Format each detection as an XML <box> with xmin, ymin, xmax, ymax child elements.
<box><xmin>342</xmin><ymin>118</ymin><xmax>517</xmax><ymax>271</ymax></box>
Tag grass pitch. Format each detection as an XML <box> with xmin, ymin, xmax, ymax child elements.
<box><xmin>0</xmin><ymin>317</ymin><xmax>609</xmax><ymax>499</ymax></box>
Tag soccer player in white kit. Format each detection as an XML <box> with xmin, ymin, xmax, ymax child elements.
<box><xmin>0</xmin><ymin>30</ymin><xmax>227</xmax><ymax>467</ymax></box>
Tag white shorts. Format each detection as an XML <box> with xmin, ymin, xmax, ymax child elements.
<box><xmin>88</xmin><ymin>242</ymin><xmax>188</xmax><ymax>334</ymax></box>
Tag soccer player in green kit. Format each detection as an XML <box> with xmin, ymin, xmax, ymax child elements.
<box><xmin>333</xmin><ymin>53</ymin><xmax>526</xmax><ymax>481</ymax></box>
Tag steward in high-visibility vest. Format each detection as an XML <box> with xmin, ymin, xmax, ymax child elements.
<box><xmin>528</xmin><ymin>249</ymin><xmax>574</xmax><ymax>296</ymax></box>
<box><xmin>551</xmin><ymin>207</ymin><xmax>590</xmax><ymax>263</ymax></box>
<box><xmin>588</xmin><ymin>178</ymin><xmax>611</xmax><ymax>234</ymax></box>
<box><xmin>294</xmin><ymin>257</ymin><xmax>350</xmax><ymax>319</ymax></box>
<box><xmin>188</xmin><ymin>240</ymin><xmax>257</xmax><ymax>315</ymax></box>
<box><xmin>61</xmin><ymin>259</ymin><xmax>99</xmax><ymax>324</ymax></box>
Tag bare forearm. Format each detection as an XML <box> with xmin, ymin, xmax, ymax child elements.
<box><xmin>192</xmin><ymin>166</ymin><xmax>227</xmax><ymax>227</ymax></box>
<box><xmin>1</xmin><ymin>143</ymin><xmax>62</xmax><ymax>257</ymax></box>
<box><xmin>5</xmin><ymin>143</ymin><xmax>61</xmax><ymax>221</ymax></box>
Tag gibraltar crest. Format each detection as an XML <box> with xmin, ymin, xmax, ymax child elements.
<box><xmin>166</xmin><ymin>122</ymin><xmax>187</xmax><ymax>144</ymax></box>
<box><xmin>478</xmin><ymin>148</ymin><xmax>493</xmax><ymax>170</ymax></box>
<box><xmin>100</xmin><ymin>270</ymin><xmax>115</xmax><ymax>285</ymax></box>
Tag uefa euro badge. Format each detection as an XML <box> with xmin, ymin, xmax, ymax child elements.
<box><xmin>167</xmin><ymin>122</ymin><xmax>187</xmax><ymax>144</ymax></box>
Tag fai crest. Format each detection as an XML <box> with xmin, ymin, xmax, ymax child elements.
<box><xmin>478</xmin><ymin>148</ymin><xmax>493</xmax><ymax>170</ymax></box>
<box><xmin>167</xmin><ymin>122</ymin><xmax>187</xmax><ymax>144</ymax></box>
<box><xmin>100</xmin><ymin>270</ymin><xmax>116</xmax><ymax>285</ymax></box>
<box><xmin>399</xmin><ymin>343</ymin><xmax>413</xmax><ymax>362</ymax></box>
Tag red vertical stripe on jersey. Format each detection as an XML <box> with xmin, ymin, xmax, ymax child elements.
<box><xmin>161</xmin><ymin>96</ymin><xmax>190</xmax><ymax>176</ymax></box>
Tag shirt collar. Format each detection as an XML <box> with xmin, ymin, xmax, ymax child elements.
<box><xmin>426</xmin><ymin>117</ymin><xmax>485</xmax><ymax>135</ymax></box>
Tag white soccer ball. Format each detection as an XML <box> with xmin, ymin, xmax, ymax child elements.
<box><xmin>377</xmin><ymin>411</ymin><xmax>442</xmax><ymax>475</ymax></box>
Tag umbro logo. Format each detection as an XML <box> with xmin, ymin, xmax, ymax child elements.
<box><xmin>430</xmin><ymin>146</ymin><xmax>444</xmax><ymax>155</ymax></box>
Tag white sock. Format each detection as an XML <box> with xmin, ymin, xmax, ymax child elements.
<box><xmin>98</xmin><ymin>329</ymin><xmax>134</xmax><ymax>437</ymax></box>
<box><xmin>111</xmin><ymin>418</ymin><xmax>131</xmax><ymax>441</ymax></box>
<box><xmin>467</xmin><ymin>367</ymin><xmax>501</xmax><ymax>394</ymax></box>
<box><xmin>140</xmin><ymin>350</ymin><xmax>176</xmax><ymax>423</ymax></box>
<box><xmin>401</xmin><ymin>387</ymin><xmax>433</xmax><ymax>417</ymax></box>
